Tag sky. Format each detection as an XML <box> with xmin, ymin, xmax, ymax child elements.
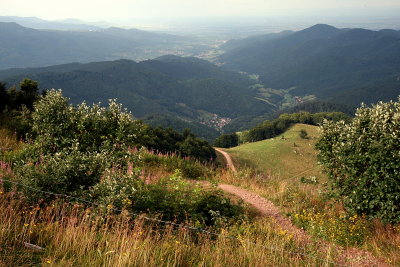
<box><xmin>2</xmin><ymin>0</ymin><xmax>400</xmax><ymax>23</ymax></box>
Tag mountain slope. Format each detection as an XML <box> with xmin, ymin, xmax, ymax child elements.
<box><xmin>0</xmin><ymin>57</ymin><xmax>276</xmax><ymax>139</ymax></box>
<box><xmin>219</xmin><ymin>24</ymin><xmax>400</xmax><ymax>105</ymax></box>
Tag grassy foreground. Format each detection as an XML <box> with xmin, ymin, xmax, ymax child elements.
<box><xmin>1</xmin><ymin>125</ymin><xmax>399</xmax><ymax>266</ymax></box>
<box><xmin>0</xmin><ymin>125</ymin><xmax>339</xmax><ymax>267</ymax></box>
<box><xmin>0</xmin><ymin>188</ymin><xmax>344</xmax><ymax>266</ymax></box>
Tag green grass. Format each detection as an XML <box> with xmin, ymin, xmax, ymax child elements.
<box><xmin>228</xmin><ymin>124</ymin><xmax>323</xmax><ymax>180</ymax></box>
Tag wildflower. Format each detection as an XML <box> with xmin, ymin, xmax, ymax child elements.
<box><xmin>24</xmin><ymin>223</ymin><xmax>29</xmax><ymax>227</ymax></box>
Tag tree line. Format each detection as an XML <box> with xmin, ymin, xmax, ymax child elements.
<box><xmin>215</xmin><ymin>111</ymin><xmax>351</xmax><ymax>148</ymax></box>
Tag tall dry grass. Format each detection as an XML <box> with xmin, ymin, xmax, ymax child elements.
<box><xmin>216</xmin><ymin>162</ymin><xmax>400</xmax><ymax>265</ymax></box>
<box><xmin>0</xmin><ymin>191</ymin><xmax>342</xmax><ymax>267</ymax></box>
<box><xmin>0</xmin><ymin>128</ymin><xmax>21</xmax><ymax>153</ymax></box>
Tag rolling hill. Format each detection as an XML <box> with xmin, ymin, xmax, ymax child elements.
<box><xmin>219</xmin><ymin>24</ymin><xmax>400</xmax><ymax>106</ymax></box>
<box><xmin>226</xmin><ymin>124</ymin><xmax>322</xmax><ymax>179</ymax></box>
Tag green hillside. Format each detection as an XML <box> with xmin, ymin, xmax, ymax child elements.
<box><xmin>0</xmin><ymin>57</ymin><xmax>276</xmax><ymax>140</ymax></box>
<box><xmin>227</xmin><ymin>124</ymin><xmax>323</xmax><ymax>180</ymax></box>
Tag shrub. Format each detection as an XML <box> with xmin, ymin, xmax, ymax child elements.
<box><xmin>90</xmin><ymin>169</ymin><xmax>243</xmax><ymax>227</ymax></box>
<box><xmin>316</xmin><ymin>99</ymin><xmax>400</xmax><ymax>223</ymax></box>
<box><xmin>31</xmin><ymin>89</ymin><xmax>142</xmax><ymax>155</ymax></box>
<box><xmin>7</xmin><ymin>90</ymin><xmax>143</xmax><ymax>198</ymax></box>
<box><xmin>141</xmin><ymin>151</ymin><xmax>209</xmax><ymax>179</ymax></box>
<box><xmin>299</xmin><ymin>129</ymin><xmax>308</xmax><ymax>139</ymax></box>
<box><xmin>15</xmin><ymin>150</ymin><xmax>109</xmax><ymax>201</ymax></box>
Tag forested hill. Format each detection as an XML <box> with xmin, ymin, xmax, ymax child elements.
<box><xmin>0</xmin><ymin>56</ymin><xmax>276</xmax><ymax>140</ymax></box>
<box><xmin>0</xmin><ymin>22</ymin><xmax>202</xmax><ymax>70</ymax></box>
<box><xmin>219</xmin><ymin>24</ymin><xmax>400</xmax><ymax>106</ymax></box>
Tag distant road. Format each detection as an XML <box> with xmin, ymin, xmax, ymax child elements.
<box><xmin>215</xmin><ymin>148</ymin><xmax>236</xmax><ymax>173</ymax></box>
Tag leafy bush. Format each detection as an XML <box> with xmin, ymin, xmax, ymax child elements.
<box><xmin>141</xmin><ymin>151</ymin><xmax>210</xmax><ymax>179</ymax></box>
<box><xmin>7</xmin><ymin>90</ymin><xmax>143</xmax><ymax>198</ymax></box>
<box><xmin>316</xmin><ymin>99</ymin><xmax>400</xmax><ymax>223</ymax></box>
<box><xmin>31</xmin><ymin>89</ymin><xmax>142</xmax><ymax>155</ymax></box>
<box><xmin>90</xmin><ymin>169</ymin><xmax>243</xmax><ymax>226</ymax></box>
<box><xmin>299</xmin><ymin>129</ymin><xmax>308</xmax><ymax>139</ymax></box>
<box><xmin>14</xmin><ymin>150</ymin><xmax>108</xmax><ymax>200</ymax></box>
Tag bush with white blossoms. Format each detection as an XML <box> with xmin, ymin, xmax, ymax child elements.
<box><xmin>316</xmin><ymin>98</ymin><xmax>400</xmax><ymax>223</ymax></box>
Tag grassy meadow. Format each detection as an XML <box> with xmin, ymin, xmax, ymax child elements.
<box><xmin>228</xmin><ymin>124</ymin><xmax>323</xmax><ymax>179</ymax></box>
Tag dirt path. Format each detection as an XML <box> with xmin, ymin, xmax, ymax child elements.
<box><xmin>215</xmin><ymin>183</ymin><xmax>387</xmax><ymax>266</ymax></box>
<box><xmin>215</xmin><ymin>148</ymin><xmax>237</xmax><ymax>172</ymax></box>
<box><xmin>211</xmin><ymin>149</ymin><xmax>388</xmax><ymax>266</ymax></box>
<box><xmin>218</xmin><ymin>183</ymin><xmax>309</xmax><ymax>242</ymax></box>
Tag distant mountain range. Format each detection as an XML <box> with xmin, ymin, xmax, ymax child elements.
<box><xmin>0</xmin><ymin>22</ymin><xmax>207</xmax><ymax>70</ymax></box>
<box><xmin>0</xmin><ymin>16</ymin><xmax>103</xmax><ymax>31</ymax></box>
<box><xmin>0</xmin><ymin>56</ymin><xmax>276</xmax><ymax>140</ymax></box>
<box><xmin>1</xmin><ymin>22</ymin><xmax>399</xmax><ymax>139</ymax></box>
<box><xmin>219</xmin><ymin>24</ymin><xmax>400</xmax><ymax>106</ymax></box>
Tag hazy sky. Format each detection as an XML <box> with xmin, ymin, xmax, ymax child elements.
<box><xmin>3</xmin><ymin>0</ymin><xmax>400</xmax><ymax>22</ymax></box>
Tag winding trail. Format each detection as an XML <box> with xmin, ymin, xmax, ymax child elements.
<box><xmin>212</xmin><ymin>147</ymin><xmax>388</xmax><ymax>266</ymax></box>
<box><xmin>218</xmin><ymin>183</ymin><xmax>309</xmax><ymax>242</ymax></box>
<box><xmin>215</xmin><ymin>148</ymin><xmax>237</xmax><ymax>172</ymax></box>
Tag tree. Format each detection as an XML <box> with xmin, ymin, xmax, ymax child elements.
<box><xmin>19</xmin><ymin>78</ymin><xmax>40</xmax><ymax>110</ymax></box>
<box><xmin>0</xmin><ymin>82</ymin><xmax>9</xmax><ymax>112</ymax></box>
<box><xmin>316</xmin><ymin>99</ymin><xmax>400</xmax><ymax>223</ymax></box>
<box><xmin>214</xmin><ymin>133</ymin><xmax>239</xmax><ymax>148</ymax></box>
